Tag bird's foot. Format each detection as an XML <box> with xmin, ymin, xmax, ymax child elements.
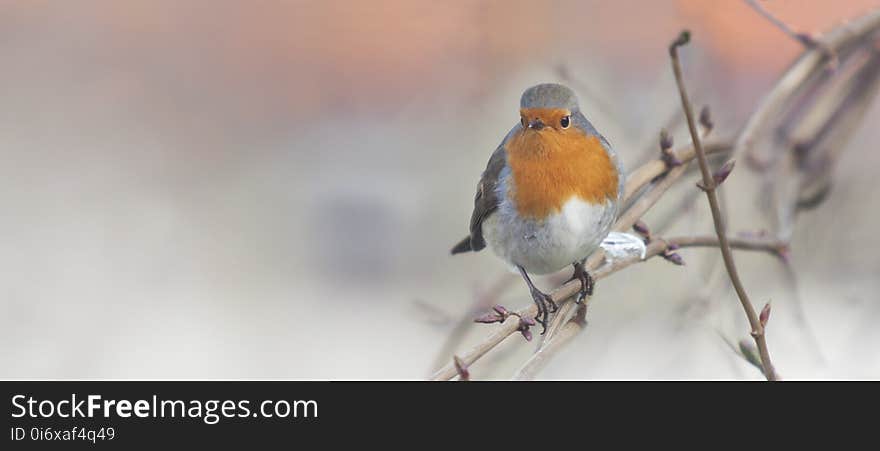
<box><xmin>528</xmin><ymin>287</ymin><xmax>556</xmax><ymax>334</ymax></box>
<box><xmin>515</xmin><ymin>264</ymin><xmax>556</xmax><ymax>334</ymax></box>
<box><xmin>567</xmin><ymin>262</ymin><xmax>594</xmax><ymax>304</ymax></box>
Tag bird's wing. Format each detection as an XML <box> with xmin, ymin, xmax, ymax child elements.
<box><xmin>451</xmin><ymin>144</ymin><xmax>507</xmax><ymax>254</ymax></box>
<box><xmin>598</xmin><ymin>133</ymin><xmax>626</xmax><ymax>205</ymax></box>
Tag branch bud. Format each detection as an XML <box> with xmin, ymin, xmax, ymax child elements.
<box><xmin>660</xmin><ymin>129</ymin><xmax>674</xmax><ymax>151</ymax></box>
<box><xmin>776</xmin><ymin>245</ymin><xmax>791</xmax><ymax>264</ymax></box>
<box><xmin>669</xmin><ymin>30</ymin><xmax>691</xmax><ymax>55</ymax></box>
<box><xmin>474</xmin><ymin>312</ymin><xmax>503</xmax><ymax>324</ymax></box>
<box><xmin>518</xmin><ymin>316</ymin><xmax>536</xmax><ymax>342</ymax></box>
<box><xmin>475</xmin><ymin>304</ymin><xmax>514</xmax><ymax>324</ymax></box>
<box><xmin>713</xmin><ymin>159</ymin><xmax>736</xmax><ymax>186</ymax></box>
<box><xmin>663</xmin><ymin>251</ymin><xmax>685</xmax><ymax>266</ymax></box>
<box><xmin>453</xmin><ymin>356</ymin><xmax>470</xmax><ymax>381</ymax></box>
<box><xmin>492</xmin><ymin>305</ymin><xmax>510</xmax><ymax>317</ymax></box>
<box><xmin>633</xmin><ymin>220</ymin><xmax>651</xmax><ymax>238</ymax></box>
<box><xmin>699</xmin><ymin>106</ymin><xmax>714</xmax><ymax>134</ymax></box>
<box><xmin>759</xmin><ymin>302</ymin><xmax>771</xmax><ymax>328</ymax></box>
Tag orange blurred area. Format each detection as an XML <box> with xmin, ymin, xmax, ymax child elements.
<box><xmin>4</xmin><ymin>0</ymin><xmax>877</xmax><ymax>119</ymax></box>
<box><xmin>679</xmin><ymin>0</ymin><xmax>880</xmax><ymax>67</ymax></box>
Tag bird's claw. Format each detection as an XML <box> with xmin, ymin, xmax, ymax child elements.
<box><xmin>568</xmin><ymin>263</ymin><xmax>594</xmax><ymax>304</ymax></box>
<box><xmin>529</xmin><ymin>288</ymin><xmax>555</xmax><ymax>334</ymax></box>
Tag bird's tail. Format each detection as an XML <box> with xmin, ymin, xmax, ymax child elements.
<box><xmin>450</xmin><ymin>236</ymin><xmax>473</xmax><ymax>254</ymax></box>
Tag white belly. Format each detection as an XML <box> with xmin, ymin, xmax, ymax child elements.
<box><xmin>483</xmin><ymin>196</ymin><xmax>617</xmax><ymax>275</ymax></box>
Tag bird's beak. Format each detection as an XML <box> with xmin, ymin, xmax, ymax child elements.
<box><xmin>528</xmin><ymin>119</ymin><xmax>545</xmax><ymax>130</ymax></box>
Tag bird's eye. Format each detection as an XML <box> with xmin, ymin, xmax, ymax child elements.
<box><xmin>560</xmin><ymin>115</ymin><xmax>571</xmax><ymax>129</ymax></box>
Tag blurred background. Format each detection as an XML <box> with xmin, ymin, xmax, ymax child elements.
<box><xmin>1</xmin><ymin>0</ymin><xmax>878</xmax><ymax>379</ymax></box>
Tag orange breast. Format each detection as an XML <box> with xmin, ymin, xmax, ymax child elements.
<box><xmin>505</xmin><ymin>128</ymin><xmax>618</xmax><ymax>220</ymax></box>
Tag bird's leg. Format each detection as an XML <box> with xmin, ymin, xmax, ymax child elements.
<box><xmin>516</xmin><ymin>265</ymin><xmax>556</xmax><ymax>334</ymax></box>
<box><xmin>567</xmin><ymin>260</ymin><xmax>594</xmax><ymax>304</ymax></box>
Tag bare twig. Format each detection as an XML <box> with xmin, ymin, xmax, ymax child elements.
<box><xmin>669</xmin><ymin>31</ymin><xmax>779</xmax><ymax>381</ymax></box>
<box><xmin>662</xmin><ymin>235</ymin><xmax>788</xmax><ymax>259</ymax></box>
<box><xmin>744</xmin><ymin>0</ymin><xmax>829</xmax><ymax>52</ymax></box>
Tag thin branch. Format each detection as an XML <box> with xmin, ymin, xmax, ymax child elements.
<box><xmin>744</xmin><ymin>0</ymin><xmax>827</xmax><ymax>50</ymax></box>
<box><xmin>669</xmin><ymin>31</ymin><xmax>779</xmax><ymax>381</ymax></box>
<box><xmin>622</xmin><ymin>141</ymin><xmax>729</xmax><ymax>202</ymax></box>
<box><xmin>664</xmin><ymin>235</ymin><xmax>788</xmax><ymax>258</ymax></box>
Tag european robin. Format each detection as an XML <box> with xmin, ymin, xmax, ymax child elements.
<box><xmin>451</xmin><ymin>83</ymin><xmax>624</xmax><ymax>332</ymax></box>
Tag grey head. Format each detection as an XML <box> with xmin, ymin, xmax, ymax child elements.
<box><xmin>520</xmin><ymin>83</ymin><xmax>580</xmax><ymax>112</ymax></box>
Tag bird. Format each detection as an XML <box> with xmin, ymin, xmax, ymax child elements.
<box><xmin>451</xmin><ymin>83</ymin><xmax>624</xmax><ymax>333</ymax></box>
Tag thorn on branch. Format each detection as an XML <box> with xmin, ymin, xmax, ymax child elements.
<box><xmin>453</xmin><ymin>355</ymin><xmax>470</xmax><ymax>381</ymax></box>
